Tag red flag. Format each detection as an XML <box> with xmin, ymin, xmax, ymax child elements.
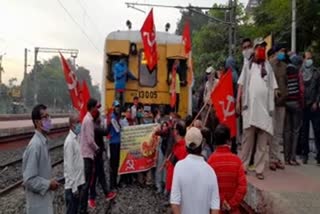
<box><xmin>211</xmin><ymin>70</ymin><xmax>237</xmax><ymax>137</ymax></box>
<box><xmin>140</xmin><ymin>9</ymin><xmax>157</xmax><ymax>71</ymax></box>
<box><xmin>170</xmin><ymin>66</ymin><xmax>177</xmax><ymax>108</ymax></box>
<box><xmin>182</xmin><ymin>20</ymin><xmax>191</xmax><ymax>54</ymax></box>
<box><xmin>80</xmin><ymin>81</ymin><xmax>90</xmax><ymax>122</ymax></box>
<box><xmin>60</xmin><ymin>53</ymin><xmax>82</xmax><ymax>111</ymax></box>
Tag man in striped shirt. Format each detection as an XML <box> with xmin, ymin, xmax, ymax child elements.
<box><xmin>208</xmin><ymin>124</ymin><xmax>247</xmax><ymax>214</ymax></box>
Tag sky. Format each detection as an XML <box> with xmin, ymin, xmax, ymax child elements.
<box><xmin>0</xmin><ymin>0</ymin><xmax>248</xmax><ymax>87</ymax></box>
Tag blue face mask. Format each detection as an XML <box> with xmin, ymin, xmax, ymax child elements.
<box><xmin>277</xmin><ymin>53</ymin><xmax>286</xmax><ymax>61</ymax></box>
<box><xmin>74</xmin><ymin>123</ymin><xmax>81</xmax><ymax>135</ymax></box>
<box><xmin>305</xmin><ymin>59</ymin><xmax>313</xmax><ymax>68</ymax></box>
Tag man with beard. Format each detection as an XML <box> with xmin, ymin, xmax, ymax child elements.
<box><xmin>237</xmin><ymin>38</ymin><xmax>278</xmax><ymax>180</ymax></box>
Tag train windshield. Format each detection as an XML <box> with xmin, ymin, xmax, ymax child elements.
<box><xmin>139</xmin><ymin>50</ymin><xmax>157</xmax><ymax>87</ymax></box>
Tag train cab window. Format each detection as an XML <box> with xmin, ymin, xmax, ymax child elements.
<box><xmin>166</xmin><ymin>59</ymin><xmax>188</xmax><ymax>87</ymax></box>
<box><xmin>139</xmin><ymin>50</ymin><xmax>157</xmax><ymax>87</ymax></box>
<box><xmin>106</xmin><ymin>55</ymin><xmax>128</xmax><ymax>82</ymax></box>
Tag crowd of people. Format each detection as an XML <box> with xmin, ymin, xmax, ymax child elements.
<box><xmin>21</xmin><ymin>36</ymin><xmax>320</xmax><ymax>214</ymax></box>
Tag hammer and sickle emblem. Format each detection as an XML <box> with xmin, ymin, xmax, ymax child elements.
<box><xmin>125</xmin><ymin>159</ymin><xmax>135</xmax><ymax>171</ymax></box>
<box><xmin>143</xmin><ymin>32</ymin><xmax>156</xmax><ymax>47</ymax></box>
<box><xmin>67</xmin><ymin>72</ymin><xmax>78</xmax><ymax>93</ymax></box>
<box><xmin>218</xmin><ymin>95</ymin><xmax>235</xmax><ymax>121</ymax></box>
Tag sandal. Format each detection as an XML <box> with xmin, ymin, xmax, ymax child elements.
<box><xmin>276</xmin><ymin>161</ymin><xmax>285</xmax><ymax>169</ymax></box>
<box><xmin>256</xmin><ymin>173</ymin><xmax>265</xmax><ymax>180</ymax></box>
<box><xmin>269</xmin><ymin>162</ymin><xmax>277</xmax><ymax>171</ymax></box>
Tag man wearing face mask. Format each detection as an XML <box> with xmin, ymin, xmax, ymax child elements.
<box><xmin>79</xmin><ymin>98</ymin><xmax>100</xmax><ymax>214</ymax></box>
<box><xmin>108</xmin><ymin>100</ymin><xmax>122</xmax><ymax>191</ymax></box>
<box><xmin>64</xmin><ymin>113</ymin><xmax>85</xmax><ymax>214</ymax></box>
<box><xmin>300</xmin><ymin>51</ymin><xmax>320</xmax><ymax>164</ymax></box>
<box><xmin>268</xmin><ymin>45</ymin><xmax>288</xmax><ymax>170</ymax></box>
<box><xmin>237</xmin><ymin>38</ymin><xmax>278</xmax><ymax>180</ymax></box>
<box><xmin>22</xmin><ymin>104</ymin><xmax>59</xmax><ymax>214</ymax></box>
<box><xmin>241</xmin><ymin>38</ymin><xmax>254</xmax><ymax>65</ymax></box>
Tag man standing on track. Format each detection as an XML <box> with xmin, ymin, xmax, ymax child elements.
<box><xmin>64</xmin><ymin>113</ymin><xmax>85</xmax><ymax>214</ymax></box>
<box><xmin>170</xmin><ymin>127</ymin><xmax>220</xmax><ymax>214</ymax></box>
<box><xmin>208</xmin><ymin>124</ymin><xmax>247</xmax><ymax>213</ymax></box>
<box><xmin>79</xmin><ymin>98</ymin><xmax>100</xmax><ymax>214</ymax></box>
<box><xmin>108</xmin><ymin>100</ymin><xmax>122</xmax><ymax>191</ymax></box>
<box><xmin>22</xmin><ymin>104</ymin><xmax>59</xmax><ymax>214</ymax></box>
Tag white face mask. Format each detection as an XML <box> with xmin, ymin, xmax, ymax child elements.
<box><xmin>242</xmin><ymin>48</ymin><xmax>253</xmax><ymax>60</ymax></box>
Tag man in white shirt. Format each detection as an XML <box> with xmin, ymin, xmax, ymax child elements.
<box><xmin>237</xmin><ymin>38</ymin><xmax>278</xmax><ymax>180</ymax></box>
<box><xmin>170</xmin><ymin>127</ymin><xmax>220</xmax><ymax>214</ymax></box>
<box><xmin>64</xmin><ymin>113</ymin><xmax>85</xmax><ymax>214</ymax></box>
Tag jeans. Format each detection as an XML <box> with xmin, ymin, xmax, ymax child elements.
<box><xmin>65</xmin><ymin>186</ymin><xmax>82</xmax><ymax>214</ymax></box>
<box><xmin>89</xmin><ymin>152</ymin><xmax>108</xmax><ymax>200</ymax></box>
<box><xmin>284</xmin><ymin>108</ymin><xmax>302</xmax><ymax>162</ymax></box>
<box><xmin>110</xmin><ymin>143</ymin><xmax>121</xmax><ymax>190</ymax></box>
<box><xmin>300</xmin><ymin>107</ymin><xmax>320</xmax><ymax>161</ymax></box>
<box><xmin>79</xmin><ymin>158</ymin><xmax>94</xmax><ymax>214</ymax></box>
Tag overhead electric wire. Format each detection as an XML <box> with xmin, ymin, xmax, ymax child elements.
<box><xmin>56</xmin><ymin>0</ymin><xmax>101</xmax><ymax>54</ymax></box>
<box><xmin>77</xmin><ymin>0</ymin><xmax>105</xmax><ymax>37</ymax></box>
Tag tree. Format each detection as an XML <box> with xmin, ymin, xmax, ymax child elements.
<box><xmin>252</xmin><ymin>0</ymin><xmax>320</xmax><ymax>53</ymax></box>
<box><xmin>21</xmin><ymin>56</ymin><xmax>100</xmax><ymax>112</ymax></box>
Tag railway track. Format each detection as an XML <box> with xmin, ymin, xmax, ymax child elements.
<box><xmin>0</xmin><ymin>143</ymin><xmax>64</xmax><ymax>169</ymax></box>
<box><xmin>0</xmin><ymin>127</ymin><xmax>69</xmax><ymax>144</ymax></box>
<box><xmin>0</xmin><ymin>158</ymin><xmax>63</xmax><ymax>197</ymax></box>
<box><xmin>0</xmin><ymin>127</ymin><xmax>68</xmax><ymax>197</ymax></box>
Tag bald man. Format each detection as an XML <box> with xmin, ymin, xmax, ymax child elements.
<box><xmin>64</xmin><ymin>114</ymin><xmax>85</xmax><ymax>214</ymax></box>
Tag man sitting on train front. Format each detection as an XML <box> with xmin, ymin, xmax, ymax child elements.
<box><xmin>113</xmin><ymin>57</ymin><xmax>137</xmax><ymax>105</ymax></box>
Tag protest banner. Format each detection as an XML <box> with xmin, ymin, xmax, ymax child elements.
<box><xmin>119</xmin><ymin>123</ymin><xmax>159</xmax><ymax>174</ymax></box>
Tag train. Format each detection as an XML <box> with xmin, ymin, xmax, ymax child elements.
<box><xmin>102</xmin><ymin>30</ymin><xmax>193</xmax><ymax>117</ymax></box>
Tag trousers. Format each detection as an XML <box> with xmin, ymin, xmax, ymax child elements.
<box><xmin>240</xmin><ymin>126</ymin><xmax>270</xmax><ymax>174</ymax></box>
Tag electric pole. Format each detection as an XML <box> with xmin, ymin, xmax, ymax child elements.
<box><xmin>0</xmin><ymin>53</ymin><xmax>5</xmax><ymax>85</ymax></box>
<box><xmin>24</xmin><ymin>48</ymin><xmax>28</xmax><ymax>78</ymax></box>
<box><xmin>291</xmin><ymin>0</ymin><xmax>296</xmax><ymax>52</ymax></box>
<box><xmin>228</xmin><ymin>0</ymin><xmax>233</xmax><ymax>56</ymax></box>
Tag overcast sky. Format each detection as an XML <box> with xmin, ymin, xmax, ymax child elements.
<box><xmin>0</xmin><ymin>0</ymin><xmax>248</xmax><ymax>86</ymax></box>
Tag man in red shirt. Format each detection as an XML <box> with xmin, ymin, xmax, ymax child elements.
<box><xmin>165</xmin><ymin>121</ymin><xmax>188</xmax><ymax>193</ymax></box>
<box><xmin>208</xmin><ymin>124</ymin><xmax>247</xmax><ymax>214</ymax></box>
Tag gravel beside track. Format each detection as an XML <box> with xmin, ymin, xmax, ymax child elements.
<box><xmin>0</xmin><ymin>136</ymin><xmax>66</xmax><ymax>192</ymax></box>
<box><xmin>0</xmin><ymin>139</ymin><xmax>169</xmax><ymax>214</ymax></box>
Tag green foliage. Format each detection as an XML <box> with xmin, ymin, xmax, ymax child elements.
<box><xmin>21</xmin><ymin>56</ymin><xmax>100</xmax><ymax>112</ymax></box>
<box><xmin>175</xmin><ymin>0</ymin><xmax>320</xmax><ymax>89</ymax></box>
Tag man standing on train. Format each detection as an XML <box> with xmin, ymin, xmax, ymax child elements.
<box><xmin>22</xmin><ymin>104</ymin><xmax>59</xmax><ymax>214</ymax></box>
<box><xmin>113</xmin><ymin>57</ymin><xmax>137</xmax><ymax>105</ymax></box>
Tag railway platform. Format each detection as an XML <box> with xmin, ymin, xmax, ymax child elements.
<box><xmin>0</xmin><ymin>118</ymin><xmax>68</xmax><ymax>138</ymax></box>
<box><xmin>244</xmin><ymin>158</ymin><xmax>320</xmax><ymax>214</ymax></box>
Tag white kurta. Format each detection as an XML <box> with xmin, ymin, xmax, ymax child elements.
<box><xmin>238</xmin><ymin>63</ymin><xmax>278</xmax><ymax>135</ymax></box>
